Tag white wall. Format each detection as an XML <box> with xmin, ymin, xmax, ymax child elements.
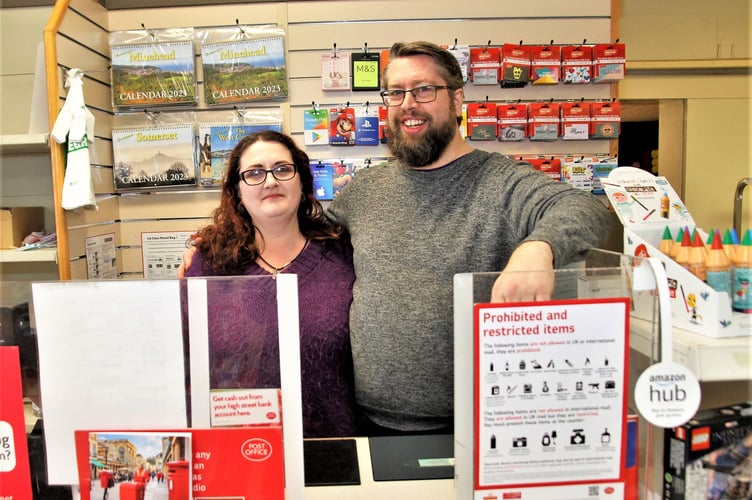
<box><xmin>0</xmin><ymin>7</ymin><xmax>50</xmax><ymax>135</ymax></box>
<box><xmin>618</xmin><ymin>0</ymin><xmax>751</xmax><ymax>234</ymax></box>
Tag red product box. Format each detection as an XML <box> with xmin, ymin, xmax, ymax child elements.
<box><xmin>561</xmin><ymin>44</ymin><xmax>593</xmax><ymax>84</ymax></box>
<box><xmin>75</xmin><ymin>427</ymin><xmax>286</xmax><ymax>500</ymax></box>
<box><xmin>590</xmin><ymin>100</ymin><xmax>621</xmax><ymax>139</ymax></box>
<box><xmin>496</xmin><ymin>102</ymin><xmax>528</xmax><ymax>141</ymax></box>
<box><xmin>470</xmin><ymin>46</ymin><xmax>501</xmax><ymax>85</ymax></box>
<box><xmin>527</xmin><ymin>101</ymin><xmax>560</xmax><ymax>141</ymax></box>
<box><xmin>0</xmin><ymin>347</ymin><xmax>33</xmax><ymax>499</ymax></box>
<box><xmin>592</xmin><ymin>42</ymin><xmax>626</xmax><ymax>83</ymax></box>
<box><xmin>560</xmin><ymin>100</ymin><xmax>591</xmax><ymax>140</ymax></box>
<box><xmin>530</xmin><ymin>44</ymin><xmax>561</xmax><ymax>85</ymax></box>
<box><xmin>379</xmin><ymin>48</ymin><xmax>390</xmax><ymax>79</ymax></box>
<box><xmin>500</xmin><ymin>43</ymin><xmax>531</xmax><ymax>88</ymax></box>
<box><xmin>467</xmin><ymin>102</ymin><xmax>498</xmax><ymax>140</ymax></box>
<box><xmin>663</xmin><ymin>401</ymin><xmax>752</xmax><ymax>500</ymax></box>
<box><xmin>525</xmin><ymin>156</ymin><xmax>562</xmax><ymax>181</ymax></box>
<box><xmin>378</xmin><ymin>105</ymin><xmax>389</xmax><ymax>143</ymax></box>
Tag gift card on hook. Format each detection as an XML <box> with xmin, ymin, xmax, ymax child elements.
<box><xmin>351</xmin><ymin>51</ymin><xmax>380</xmax><ymax>91</ymax></box>
<box><xmin>321</xmin><ymin>53</ymin><xmax>351</xmax><ymax>91</ymax></box>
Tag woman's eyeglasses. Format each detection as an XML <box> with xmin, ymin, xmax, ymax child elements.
<box><xmin>239</xmin><ymin>163</ymin><xmax>297</xmax><ymax>186</ymax></box>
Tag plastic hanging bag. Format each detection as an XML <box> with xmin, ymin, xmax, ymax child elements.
<box><xmin>50</xmin><ymin>68</ymin><xmax>97</xmax><ymax>211</ymax></box>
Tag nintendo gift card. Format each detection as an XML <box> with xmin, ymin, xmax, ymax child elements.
<box><xmin>329</xmin><ymin>107</ymin><xmax>356</xmax><ymax>145</ymax></box>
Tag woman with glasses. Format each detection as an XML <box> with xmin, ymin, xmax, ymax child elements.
<box><xmin>183</xmin><ymin>130</ymin><xmax>357</xmax><ymax>438</ymax></box>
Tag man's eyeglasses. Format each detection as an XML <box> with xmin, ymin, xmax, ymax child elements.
<box><xmin>239</xmin><ymin>163</ymin><xmax>297</xmax><ymax>186</ymax></box>
<box><xmin>379</xmin><ymin>85</ymin><xmax>454</xmax><ymax>107</ymax></box>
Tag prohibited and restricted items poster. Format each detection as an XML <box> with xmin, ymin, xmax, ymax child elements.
<box><xmin>474</xmin><ymin>298</ymin><xmax>630</xmax><ymax>499</ymax></box>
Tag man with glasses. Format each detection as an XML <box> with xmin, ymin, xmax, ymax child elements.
<box><xmin>327</xmin><ymin>41</ymin><xmax>611</xmax><ymax>434</ymax></box>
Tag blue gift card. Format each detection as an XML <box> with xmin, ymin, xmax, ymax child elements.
<box><xmin>312</xmin><ymin>162</ymin><xmax>333</xmax><ymax>200</ymax></box>
<box><xmin>355</xmin><ymin>114</ymin><xmax>379</xmax><ymax>146</ymax></box>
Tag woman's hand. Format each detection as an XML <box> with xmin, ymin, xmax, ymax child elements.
<box><xmin>176</xmin><ymin>245</ymin><xmax>198</xmax><ymax>278</ymax></box>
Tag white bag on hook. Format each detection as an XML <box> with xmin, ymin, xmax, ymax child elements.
<box><xmin>51</xmin><ymin>68</ymin><xmax>98</xmax><ymax>211</ymax></box>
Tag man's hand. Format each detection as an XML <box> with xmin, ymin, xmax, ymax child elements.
<box><xmin>491</xmin><ymin>241</ymin><xmax>555</xmax><ymax>303</ymax></box>
<box><xmin>176</xmin><ymin>245</ymin><xmax>198</xmax><ymax>278</ymax></box>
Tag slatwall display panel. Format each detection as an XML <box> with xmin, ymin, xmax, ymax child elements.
<box><xmin>53</xmin><ymin>33</ymin><xmax>113</xmax><ymax>162</ymax></box>
<box><xmin>59</xmin><ymin>0</ymin><xmax>617</xmax><ymax>278</ymax></box>
<box><xmin>90</xmin><ymin>164</ymin><xmax>115</xmax><ymax>194</ymax></box>
<box><xmin>50</xmin><ymin>0</ymin><xmax>117</xmax><ymax>277</ymax></box>
<box><xmin>297</xmin><ymin>141</ymin><xmax>393</xmax><ymax>161</ymax></box>
<box><xmin>67</xmin><ymin>224</ymin><xmax>123</xmax><ymax>260</ymax></box>
<box><xmin>103</xmin><ymin>4</ymin><xmax>289</xmax><ymax>276</ymax></box>
<box><xmin>106</xmin><ymin>3</ymin><xmax>284</xmax><ymax>31</ymax></box>
<box><xmin>116</xmin><ymin>205</ymin><xmax>216</xmax><ymax>275</ymax></box>
<box><xmin>285</xmin><ymin>0</ymin><xmax>611</xmax><ymax>23</ymax></box>
<box><xmin>119</xmin><ymin>219</ymin><xmax>211</xmax><ymax>247</ymax></box>
<box><xmin>69</xmin><ymin>0</ymin><xmax>110</xmax><ymax>30</ymax></box>
<box><xmin>108</xmin><ymin>5</ymin><xmax>286</xmax><ymax>114</ymax></box>
<box><xmin>65</xmin><ymin>195</ymin><xmax>119</xmax><ymax>227</ymax></box>
<box><xmin>89</xmin><ymin>139</ymin><xmax>114</xmax><ymax>172</ymax></box>
<box><xmin>119</xmin><ymin>246</ymin><xmax>147</xmax><ymax>276</ymax></box>
<box><xmin>289</xmin><ymin>18</ymin><xmax>609</xmax><ymax>52</ymax></box>
<box><xmin>57</xmin><ymin>5</ymin><xmax>110</xmax><ymax>62</ymax></box>
<box><xmin>285</xmin><ymin>0</ymin><xmax>614</xmax><ymax>158</ymax></box>
<box><xmin>57</xmin><ymin>190</ymin><xmax>119</xmax><ymax>267</ymax></box>
<box><xmin>117</xmin><ymin>191</ymin><xmax>219</xmax><ymax>219</ymax></box>
<box><xmin>69</xmin><ymin>257</ymin><xmax>88</xmax><ymax>280</ymax></box>
<box><xmin>54</xmin><ymin>27</ymin><xmax>111</xmax><ymax>119</ymax></box>
<box><xmin>52</xmin><ymin>94</ymin><xmax>112</xmax><ymax>143</ymax></box>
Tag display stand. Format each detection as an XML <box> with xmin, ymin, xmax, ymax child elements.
<box><xmin>186</xmin><ymin>274</ymin><xmax>304</xmax><ymax>499</ymax></box>
<box><xmin>454</xmin><ymin>248</ymin><xmax>663</xmax><ymax>499</ymax></box>
<box><xmin>25</xmin><ymin>274</ymin><xmax>304</xmax><ymax>498</ymax></box>
<box><xmin>604</xmin><ymin>166</ymin><xmax>750</xmax><ymax>339</ymax></box>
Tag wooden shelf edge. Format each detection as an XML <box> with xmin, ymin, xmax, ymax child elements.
<box><xmin>627</xmin><ymin>59</ymin><xmax>752</xmax><ymax>73</ymax></box>
<box><xmin>0</xmin><ymin>133</ymin><xmax>50</xmax><ymax>154</ymax></box>
<box><xmin>630</xmin><ymin>317</ymin><xmax>752</xmax><ymax>382</ymax></box>
<box><xmin>0</xmin><ymin>247</ymin><xmax>57</xmax><ymax>263</ymax></box>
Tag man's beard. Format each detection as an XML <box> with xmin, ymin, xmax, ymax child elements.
<box><xmin>387</xmin><ymin>110</ymin><xmax>458</xmax><ymax>168</ymax></box>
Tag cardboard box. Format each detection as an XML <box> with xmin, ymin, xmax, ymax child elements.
<box><xmin>0</xmin><ymin>207</ymin><xmax>45</xmax><ymax>249</ymax></box>
<box><xmin>663</xmin><ymin>401</ymin><xmax>752</xmax><ymax>500</ymax></box>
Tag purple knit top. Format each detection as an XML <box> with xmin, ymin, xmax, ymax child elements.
<box><xmin>184</xmin><ymin>239</ymin><xmax>357</xmax><ymax>438</ymax></box>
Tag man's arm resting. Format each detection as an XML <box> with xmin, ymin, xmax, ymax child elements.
<box><xmin>491</xmin><ymin>241</ymin><xmax>554</xmax><ymax>303</ymax></box>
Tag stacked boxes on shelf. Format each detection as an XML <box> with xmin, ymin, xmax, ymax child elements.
<box><xmin>663</xmin><ymin>401</ymin><xmax>752</xmax><ymax>500</ymax></box>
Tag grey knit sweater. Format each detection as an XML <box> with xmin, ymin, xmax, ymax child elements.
<box><xmin>328</xmin><ymin>149</ymin><xmax>611</xmax><ymax>431</ymax></box>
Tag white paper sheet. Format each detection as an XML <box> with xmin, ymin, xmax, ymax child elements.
<box><xmin>32</xmin><ymin>280</ymin><xmax>188</xmax><ymax>485</ymax></box>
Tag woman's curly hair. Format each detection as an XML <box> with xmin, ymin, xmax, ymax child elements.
<box><xmin>192</xmin><ymin>130</ymin><xmax>346</xmax><ymax>275</ymax></box>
